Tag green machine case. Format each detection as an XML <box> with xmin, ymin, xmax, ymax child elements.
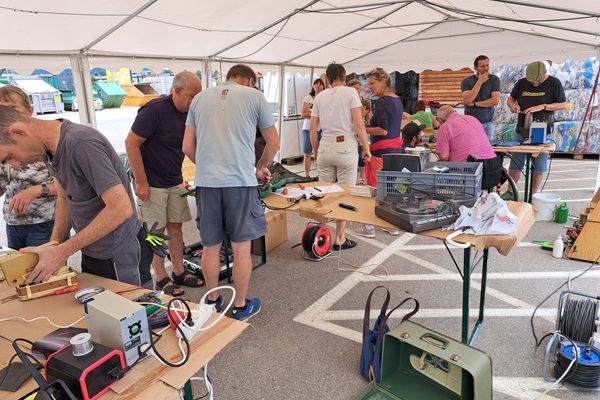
<box><xmin>354</xmin><ymin>320</ymin><xmax>492</xmax><ymax>400</ymax></box>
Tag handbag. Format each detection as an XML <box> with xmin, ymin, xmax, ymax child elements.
<box><xmin>359</xmin><ymin>286</ymin><xmax>419</xmax><ymax>383</ymax></box>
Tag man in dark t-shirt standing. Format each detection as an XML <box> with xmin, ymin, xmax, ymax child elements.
<box><xmin>461</xmin><ymin>55</ymin><xmax>501</xmax><ymax>141</ymax></box>
<box><xmin>503</xmin><ymin>61</ymin><xmax>567</xmax><ymax>200</ymax></box>
<box><xmin>126</xmin><ymin>71</ymin><xmax>202</xmax><ymax>296</ymax></box>
<box><xmin>0</xmin><ymin>106</ymin><xmax>153</xmax><ymax>286</ymax></box>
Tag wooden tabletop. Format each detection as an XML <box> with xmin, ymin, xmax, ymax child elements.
<box><xmin>264</xmin><ymin>183</ymin><xmax>536</xmax><ymax>256</ymax></box>
<box><xmin>492</xmin><ymin>142</ymin><xmax>556</xmax><ymax>156</ymax></box>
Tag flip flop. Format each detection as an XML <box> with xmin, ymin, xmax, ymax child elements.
<box><xmin>172</xmin><ymin>271</ymin><xmax>205</xmax><ymax>288</ymax></box>
<box><xmin>155</xmin><ymin>277</ymin><xmax>184</xmax><ymax>297</ymax></box>
<box><xmin>332</xmin><ymin>238</ymin><xmax>357</xmax><ymax>251</ymax></box>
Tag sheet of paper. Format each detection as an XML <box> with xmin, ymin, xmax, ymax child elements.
<box><xmin>273</xmin><ymin>184</ymin><xmax>344</xmax><ymax>199</ymax></box>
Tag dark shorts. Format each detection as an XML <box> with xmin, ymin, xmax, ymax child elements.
<box><xmin>6</xmin><ymin>220</ymin><xmax>54</xmax><ymax>250</ymax></box>
<box><xmin>81</xmin><ymin>227</ymin><xmax>153</xmax><ymax>287</ymax></box>
<box><xmin>196</xmin><ymin>187</ymin><xmax>267</xmax><ymax>247</ymax></box>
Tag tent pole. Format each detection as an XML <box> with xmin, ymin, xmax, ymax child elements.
<box><xmin>427</xmin><ymin>2</ymin><xmax>600</xmax><ymax>38</ymax></box>
<box><xmin>276</xmin><ymin>65</ymin><xmax>286</xmax><ymax>163</ymax></box>
<box><xmin>595</xmin><ymin>48</ymin><xmax>600</xmax><ymax>192</ymax></box>
<box><xmin>202</xmin><ymin>59</ymin><xmax>210</xmax><ymax>89</ymax></box>
<box><xmin>82</xmin><ymin>0</ymin><xmax>159</xmax><ymax>52</ymax></box>
<box><xmin>69</xmin><ymin>53</ymin><xmax>96</xmax><ymax>128</ymax></box>
<box><xmin>285</xmin><ymin>2</ymin><xmax>410</xmax><ymax>63</ymax></box>
<box><xmin>488</xmin><ymin>0</ymin><xmax>600</xmax><ymax>17</ymax></box>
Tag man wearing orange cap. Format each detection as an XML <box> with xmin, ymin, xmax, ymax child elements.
<box><xmin>503</xmin><ymin>61</ymin><xmax>567</xmax><ymax>200</ymax></box>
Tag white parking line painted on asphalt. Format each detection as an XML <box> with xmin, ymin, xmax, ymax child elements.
<box><xmin>563</xmin><ymin>198</ymin><xmax>592</xmax><ymax>203</ymax></box>
<box><xmin>548</xmin><ymin>168</ymin><xmax>597</xmax><ymax>173</ymax></box>
<box><xmin>398</xmin><ymin>242</ymin><xmax>538</xmax><ymax>251</ymax></box>
<box><xmin>494</xmin><ymin>377</ymin><xmax>600</xmax><ymax>399</ymax></box>
<box><xmin>322</xmin><ymin>308</ymin><xmax>556</xmax><ymax>320</ymax></box>
<box><xmin>542</xmin><ymin>187</ymin><xmax>595</xmax><ymax>192</ymax></box>
<box><xmin>362</xmin><ymin>270</ymin><xmax>600</xmax><ymax>281</ymax></box>
<box><xmin>293</xmin><ymin>233</ymin><xmax>414</xmax><ymax>333</ymax></box>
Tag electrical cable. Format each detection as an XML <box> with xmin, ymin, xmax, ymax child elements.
<box><xmin>145</xmin><ymin>298</ymin><xmax>191</xmax><ymax>368</ymax></box>
<box><xmin>532</xmin><ymin>332</ymin><xmax>580</xmax><ymax>400</ymax></box>
<box><xmin>0</xmin><ymin>315</ymin><xmax>85</xmax><ymax>329</ymax></box>
<box><xmin>539</xmin><ymin>147</ymin><xmax>554</xmax><ymax>193</ymax></box>
<box><xmin>531</xmin><ymin>255</ymin><xmax>600</xmax><ymax>346</ymax></box>
<box><xmin>220</xmin><ymin>17</ymin><xmax>291</xmax><ymax>60</ymax></box>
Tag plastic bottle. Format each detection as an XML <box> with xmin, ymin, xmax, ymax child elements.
<box><xmin>552</xmin><ymin>235</ymin><xmax>564</xmax><ymax>258</ymax></box>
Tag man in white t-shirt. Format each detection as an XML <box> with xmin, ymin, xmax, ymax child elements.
<box><xmin>300</xmin><ymin>78</ymin><xmax>325</xmax><ymax>177</ymax></box>
<box><xmin>310</xmin><ymin>63</ymin><xmax>371</xmax><ymax>251</ymax></box>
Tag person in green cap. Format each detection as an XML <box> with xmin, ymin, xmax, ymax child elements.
<box><xmin>503</xmin><ymin>61</ymin><xmax>567</xmax><ymax>200</ymax></box>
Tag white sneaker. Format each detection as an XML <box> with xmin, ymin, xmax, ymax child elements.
<box><xmin>381</xmin><ymin>227</ymin><xmax>400</xmax><ymax>236</ymax></box>
<box><xmin>354</xmin><ymin>225</ymin><xmax>376</xmax><ymax>238</ymax></box>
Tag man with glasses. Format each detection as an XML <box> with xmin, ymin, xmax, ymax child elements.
<box><xmin>183</xmin><ymin>64</ymin><xmax>279</xmax><ymax>321</ymax></box>
<box><xmin>503</xmin><ymin>61</ymin><xmax>567</xmax><ymax>200</ymax></box>
<box><xmin>126</xmin><ymin>71</ymin><xmax>203</xmax><ymax>296</ymax></box>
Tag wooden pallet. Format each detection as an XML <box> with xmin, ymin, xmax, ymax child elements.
<box><xmin>418</xmin><ymin>68</ymin><xmax>473</xmax><ymax>104</ymax></box>
<box><xmin>567</xmin><ymin>188</ymin><xmax>600</xmax><ymax>262</ymax></box>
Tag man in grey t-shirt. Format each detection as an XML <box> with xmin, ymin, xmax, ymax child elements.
<box><xmin>183</xmin><ymin>64</ymin><xmax>279</xmax><ymax>321</ymax></box>
<box><xmin>461</xmin><ymin>55</ymin><xmax>500</xmax><ymax>141</ymax></box>
<box><xmin>0</xmin><ymin>106</ymin><xmax>152</xmax><ymax>286</ymax></box>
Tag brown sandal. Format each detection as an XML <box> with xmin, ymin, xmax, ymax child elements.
<box><xmin>172</xmin><ymin>271</ymin><xmax>205</xmax><ymax>288</ymax></box>
<box><xmin>155</xmin><ymin>277</ymin><xmax>185</xmax><ymax>296</ymax></box>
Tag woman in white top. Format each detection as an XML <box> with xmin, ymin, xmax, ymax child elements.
<box><xmin>300</xmin><ymin>78</ymin><xmax>325</xmax><ymax>177</ymax></box>
<box><xmin>310</xmin><ymin>63</ymin><xmax>371</xmax><ymax>251</ymax></box>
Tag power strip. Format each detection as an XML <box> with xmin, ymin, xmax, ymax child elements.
<box><xmin>176</xmin><ymin>303</ymin><xmax>214</xmax><ymax>341</ymax></box>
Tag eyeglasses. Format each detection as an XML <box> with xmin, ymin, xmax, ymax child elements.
<box><xmin>424</xmin><ymin>353</ymin><xmax>450</xmax><ymax>373</ymax></box>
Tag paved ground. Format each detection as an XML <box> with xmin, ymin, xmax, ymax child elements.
<box><xmin>10</xmin><ymin>108</ymin><xmax>600</xmax><ymax>399</ymax></box>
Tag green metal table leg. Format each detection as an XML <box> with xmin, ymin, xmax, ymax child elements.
<box><xmin>468</xmin><ymin>249</ymin><xmax>489</xmax><ymax>345</ymax></box>
<box><xmin>523</xmin><ymin>154</ymin><xmax>533</xmax><ymax>203</ymax></box>
<box><xmin>183</xmin><ymin>380</ymin><xmax>193</xmax><ymax>400</ymax></box>
<box><xmin>461</xmin><ymin>246</ymin><xmax>471</xmax><ymax>344</ymax></box>
<box><xmin>524</xmin><ymin>154</ymin><xmax>533</xmax><ymax>203</ymax></box>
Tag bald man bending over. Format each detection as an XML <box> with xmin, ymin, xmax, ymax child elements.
<box><xmin>126</xmin><ymin>71</ymin><xmax>203</xmax><ymax>296</ymax></box>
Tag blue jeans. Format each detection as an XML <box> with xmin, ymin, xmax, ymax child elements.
<box><xmin>6</xmin><ymin>220</ymin><xmax>54</xmax><ymax>250</ymax></box>
<box><xmin>482</xmin><ymin>122</ymin><xmax>495</xmax><ymax>141</ymax></box>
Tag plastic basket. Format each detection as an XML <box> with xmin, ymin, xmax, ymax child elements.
<box><xmin>377</xmin><ymin>161</ymin><xmax>483</xmax><ymax>206</ymax></box>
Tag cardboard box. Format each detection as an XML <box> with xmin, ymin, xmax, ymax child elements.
<box><xmin>252</xmin><ymin>210</ymin><xmax>287</xmax><ymax>255</ymax></box>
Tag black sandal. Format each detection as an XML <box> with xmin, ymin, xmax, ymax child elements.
<box><xmin>172</xmin><ymin>271</ymin><xmax>205</xmax><ymax>288</ymax></box>
<box><xmin>332</xmin><ymin>238</ymin><xmax>357</xmax><ymax>251</ymax></box>
<box><xmin>155</xmin><ymin>277</ymin><xmax>185</xmax><ymax>296</ymax></box>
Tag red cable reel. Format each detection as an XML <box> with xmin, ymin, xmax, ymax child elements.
<box><xmin>301</xmin><ymin>223</ymin><xmax>331</xmax><ymax>259</ymax></box>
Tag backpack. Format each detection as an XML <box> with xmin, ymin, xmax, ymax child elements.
<box><xmin>359</xmin><ymin>286</ymin><xmax>419</xmax><ymax>383</ymax></box>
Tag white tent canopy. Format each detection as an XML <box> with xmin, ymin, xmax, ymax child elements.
<box><xmin>2</xmin><ymin>0</ymin><xmax>599</xmax><ymax>72</ymax></box>
<box><xmin>2</xmin><ymin>1</ymin><xmax>599</xmax><ymax>126</ymax></box>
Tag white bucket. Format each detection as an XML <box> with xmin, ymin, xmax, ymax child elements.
<box><xmin>532</xmin><ymin>193</ymin><xmax>561</xmax><ymax>221</ymax></box>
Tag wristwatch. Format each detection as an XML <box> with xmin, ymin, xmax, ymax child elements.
<box><xmin>543</xmin><ymin>104</ymin><xmax>547</xmax><ymax>110</ymax></box>
<box><xmin>41</xmin><ymin>183</ymin><xmax>49</xmax><ymax>197</ymax></box>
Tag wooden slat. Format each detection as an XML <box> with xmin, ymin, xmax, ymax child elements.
<box><xmin>418</xmin><ymin>68</ymin><xmax>473</xmax><ymax>103</ymax></box>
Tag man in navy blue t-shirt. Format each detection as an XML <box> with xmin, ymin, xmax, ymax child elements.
<box><xmin>461</xmin><ymin>55</ymin><xmax>501</xmax><ymax>141</ymax></box>
<box><xmin>126</xmin><ymin>71</ymin><xmax>202</xmax><ymax>296</ymax></box>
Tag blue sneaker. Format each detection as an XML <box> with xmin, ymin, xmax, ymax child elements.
<box><xmin>232</xmin><ymin>298</ymin><xmax>262</xmax><ymax>321</ymax></box>
<box><xmin>205</xmin><ymin>294</ymin><xmax>223</xmax><ymax>313</ymax></box>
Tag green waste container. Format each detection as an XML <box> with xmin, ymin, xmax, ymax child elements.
<box><xmin>94</xmin><ymin>82</ymin><xmax>126</xmax><ymax>108</ymax></box>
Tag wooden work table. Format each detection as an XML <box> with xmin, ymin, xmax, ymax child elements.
<box><xmin>0</xmin><ymin>274</ymin><xmax>247</xmax><ymax>399</ymax></box>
